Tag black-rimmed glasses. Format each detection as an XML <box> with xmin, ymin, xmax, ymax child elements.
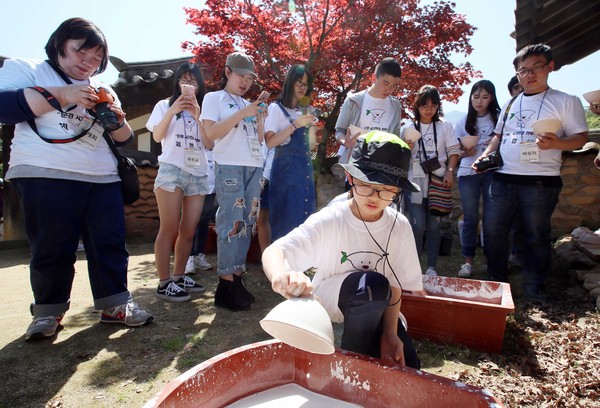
<box><xmin>352</xmin><ymin>183</ymin><xmax>399</xmax><ymax>201</ymax></box>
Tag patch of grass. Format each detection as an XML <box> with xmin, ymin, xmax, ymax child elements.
<box><xmin>158</xmin><ymin>336</ymin><xmax>186</xmax><ymax>352</ymax></box>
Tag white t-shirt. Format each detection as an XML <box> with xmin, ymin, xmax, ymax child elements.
<box><xmin>272</xmin><ymin>200</ymin><xmax>423</xmax><ymax>323</ymax></box>
<box><xmin>205</xmin><ymin>149</ymin><xmax>216</xmax><ymax>193</ymax></box>
<box><xmin>494</xmin><ymin>88</ymin><xmax>588</xmax><ymax>176</ymax></box>
<box><xmin>454</xmin><ymin>113</ymin><xmax>496</xmax><ymax>177</ymax></box>
<box><xmin>407</xmin><ymin>120</ymin><xmax>459</xmax><ymax>178</ymax></box>
<box><xmin>0</xmin><ymin>58</ymin><xmax>120</xmax><ymax>180</ymax></box>
<box><xmin>261</xmin><ymin>143</ymin><xmax>274</xmax><ymax>181</ymax></box>
<box><xmin>359</xmin><ymin>92</ymin><xmax>395</xmax><ymax>132</ymax></box>
<box><xmin>200</xmin><ymin>90</ymin><xmax>263</xmax><ymax>168</ymax></box>
<box><xmin>146</xmin><ymin>98</ymin><xmax>207</xmax><ymax>176</ymax></box>
<box><xmin>265</xmin><ymin>101</ymin><xmax>301</xmax><ymax>146</ymax></box>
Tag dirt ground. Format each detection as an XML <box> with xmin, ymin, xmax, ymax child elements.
<box><xmin>0</xmin><ymin>234</ymin><xmax>599</xmax><ymax>407</ymax></box>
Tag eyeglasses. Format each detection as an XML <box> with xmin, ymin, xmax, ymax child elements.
<box><xmin>296</xmin><ymin>80</ymin><xmax>309</xmax><ymax>89</ymax></box>
<box><xmin>352</xmin><ymin>183</ymin><xmax>398</xmax><ymax>201</ymax></box>
<box><xmin>516</xmin><ymin>62</ymin><xmax>548</xmax><ymax>78</ymax></box>
<box><xmin>419</xmin><ymin>104</ymin><xmax>438</xmax><ymax>111</ymax></box>
<box><xmin>179</xmin><ymin>79</ymin><xmax>198</xmax><ymax>86</ymax></box>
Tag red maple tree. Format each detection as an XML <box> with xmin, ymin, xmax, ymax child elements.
<box><xmin>183</xmin><ymin>0</ymin><xmax>479</xmax><ymax>155</ymax></box>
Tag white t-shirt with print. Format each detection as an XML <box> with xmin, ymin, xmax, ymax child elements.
<box><xmin>200</xmin><ymin>90</ymin><xmax>263</xmax><ymax>167</ymax></box>
<box><xmin>146</xmin><ymin>98</ymin><xmax>207</xmax><ymax>176</ymax></box>
<box><xmin>0</xmin><ymin>58</ymin><xmax>120</xmax><ymax>178</ymax></box>
<box><xmin>407</xmin><ymin>120</ymin><xmax>458</xmax><ymax>180</ymax></box>
<box><xmin>494</xmin><ymin>88</ymin><xmax>588</xmax><ymax>176</ymax></box>
<box><xmin>455</xmin><ymin>113</ymin><xmax>496</xmax><ymax>177</ymax></box>
<box><xmin>265</xmin><ymin>101</ymin><xmax>301</xmax><ymax>146</ymax></box>
<box><xmin>272</xmin><ymin>200</ymin><xmax>423</xmax><ymax>323</ymax></box>
<box><xmin>358</xmin><ymin>92</ymin><xmax>395</xmax><ymax>133</ymax></box>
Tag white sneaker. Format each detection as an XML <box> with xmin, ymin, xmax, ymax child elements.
<box><xmin>425</xmin><ymin>267</ymin><xmax>438</xmax><ymax>276</ymax></box>
<box><xmin>195</xmin><ymin>253</ymin><xmax>212</xmax><ymax>270</ymax></box>
<box><xmin>184</xmin><ymin>256</ymin><xmax>196</xmax><ymax>275</ymax></box>
<box><xmin>458</xmin><ymin>264</ymin><xmax>472</xmax><ymax>278</ymax></box>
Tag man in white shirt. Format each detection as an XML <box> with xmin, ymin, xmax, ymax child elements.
<box><xmin>334</xmin><ymin>58</ymin><xmax>403</xmax><ymax>170</ymax></box>
<box><xmin>475</xmin><ymin>43</ymin><xmax>588</xmax><ymax>302</ymax></box>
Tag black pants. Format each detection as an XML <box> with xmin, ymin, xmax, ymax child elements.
<box><xmin>338</xmin><ymin>271</ymin><xmax>420</xmax><ymax>369</ymax></box>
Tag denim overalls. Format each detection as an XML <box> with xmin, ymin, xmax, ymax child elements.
<box><xmin>268</xmin><ymin>102</ymin><xmax>317</xmax><ymax>240</ymax></box>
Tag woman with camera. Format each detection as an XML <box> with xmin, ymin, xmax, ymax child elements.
<box><xmin>0</xmin><ymin>18</ymin><xmax>153</xmax><ymax>341</ymax></box>
<box><xmin>146</xmin><ymin>62</ymin><xmax>210</xmax><ymax>302</ymax></box>
<box><xmin>404</xmin><ymin>85</ymin><xmax>460</xmax><ymax>276</ymax></box>
<box><xmin>453</xmin><ymin>80</ymin><xmax>501</xmax><ymax>278</ymax></box>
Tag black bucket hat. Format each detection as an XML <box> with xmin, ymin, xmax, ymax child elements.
<box><xmin>334</xmin><ymin>130</ymin><xmax>420</xmax><ymax>193</ymax></box>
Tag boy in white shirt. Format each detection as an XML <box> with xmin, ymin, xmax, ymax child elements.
<box><xmin>262</xmin><ymin>131</ymin><xmax>426</xmax><ymax>368</ymax></box>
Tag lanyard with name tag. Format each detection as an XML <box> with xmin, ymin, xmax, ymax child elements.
<box><xmin>76</xmin><ymin>114</ymin><xmax>105</xmax><ymax>150</ymax></box>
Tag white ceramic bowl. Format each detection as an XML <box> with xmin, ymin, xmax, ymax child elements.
<box><xmin>583</xmin><ymin>90</ymin><xmax>600</xmax><ymax>104</ymax></box>
<box><xmin>260</xmin><ymin>297</ymin><xmax>335</xmax><ymax>355</ymax></box>
<box><xmin>531</xmin><ymin>119</ymin><xmax>562</xmax><ymax>136</ymax></box>
<box><xmin>459</xmin><ymin>135</ymin><xmax>480</xmax><ymax>148</ymax></box>
<box><xmin>402</xmin><ymin>128</ymin><xmax>421</xmax><ymax>143</ymax></box>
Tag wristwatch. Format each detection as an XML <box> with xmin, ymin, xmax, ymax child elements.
<box><xmin>446</xmin><ymin>167</ymin><xmax>454</xmax><ymax>172</ymax></box>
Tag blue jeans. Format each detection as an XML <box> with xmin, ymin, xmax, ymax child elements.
<box><xmin>458</xmin><ymin>172</ymin><xmax>493</xmax><ymax>258</ymax></box>
<box><xmin>214</xmin><ymin>164</ymin><xmax>262</xmax><ymax>275</ymax></box>
<box><xmin>405</xmin><ymin>195</ymin><xmax>441</xmax><ymax>268</ymax></box>
<box><xmin>484</xmin><ymin>178</ymin><xmax>560</xmax><ymax>294</ymax></box>
<box><xmin>13</xmin><ymin>178</ymin><xmax>132</xmax><ymax>317</ymax></box>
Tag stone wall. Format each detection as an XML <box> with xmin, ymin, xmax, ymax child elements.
<box><xmin>124</xmin><ymin>165</ymin><xmax>159</xmax><ymax>240</ymax></box>
<box><xmin>552</xmin><ymin>149</ymin><xmax>600</xmax><ymax>237</ymax></box>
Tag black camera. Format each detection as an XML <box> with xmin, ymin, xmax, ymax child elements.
<box><xmin>94</xmin><ymin>87</ymin><xmax>121</xmax><ymax>131</ymax></box>
<box><xmin>474</xmin><ymin>152</ymin><xmax>503</xmax><ymax>172</ymax></box>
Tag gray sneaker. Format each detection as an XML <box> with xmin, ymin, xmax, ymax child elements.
<box><xmin>195</xmin><ymin>253</ymin><xmax>212</xmax><ymax>270</ymax></box>
<box><xmin>25</xmin><ymin>314</ymin><xmax>64</xmax><ymax>341</ymax></box>
<box><xmin>100</xmin><ymin>302</ymin><xmax>153</xmax><ymax>326</ymax></box>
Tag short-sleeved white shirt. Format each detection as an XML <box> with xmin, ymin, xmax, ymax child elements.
<box><xmin>494</xmin><ymin>88</ymin><xmax>588</xmax><ymax>176</ymax></box>
<box><xmin>358</xmin><ymin>92</ymin><xmax>395</xmax><ymax>132</ymax></box>
<box><xmin>454</xmin><ymin>113</ymin><xmax>496</xmax><ymax>177</ymax></box>
<box><xmin>146</xmin><ymin>98</ymin><xmax>207</xmax><ymax>176</ymax></box>
<box><xmin>265</xmin><ymin>101</ymin><xmax>301</xmax><ymax>146</ymax></box>
<box><xmin>0</xmin><ymin>58</ymin><xmax>121</xmax><ymax>180</ymax></box>
<box><xmin>200</xmin><ymin>90</ymin><xmax>263</xmax><ymax>167</ymax></box>
<box><xmin>272</xmin><ymin>201</ymin><xmax>423</xmax><ymax>322</ymax></box>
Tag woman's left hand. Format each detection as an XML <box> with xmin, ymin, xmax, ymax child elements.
<box><xmin>443</xmin><ymin>170</ymin><xmax>454</xmax><ymax>188</ymax></box>
<box><xmin>108</xmin><ymin>103</ymin><xmax>127</xmax><ymax>126</ymax></box>
<box><xmin>380</xmin><ymin>332</ymin><xmax>405</xmax><ymax>367</ymax></box>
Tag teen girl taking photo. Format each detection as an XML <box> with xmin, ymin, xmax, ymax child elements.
<box><xmin>201</xmin><ymin>52</ymin><xmax>267</xmax><ymax>311</ymax></box>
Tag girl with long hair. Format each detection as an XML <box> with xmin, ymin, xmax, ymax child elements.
<box><xmin>454</xmin><ymin>80</ymin><xmax>501</xmax><ymax>278</ymax></box>
<box><xmin>146</xmin><ymin>62</ymin><xmax>209</xmax><ymax>301</ymax></box>
<box><xmin>404</xmin><ymin>85</ymin><xmax>460</xmax><ymax>276</ymax></box>
<box><xmin>264</xmin><ymin>64</ymin><xmax>317</xmax><ymax>240</ymax></box>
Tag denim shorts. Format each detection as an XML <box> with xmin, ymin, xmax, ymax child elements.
<box><xmin>154</xmin><ymin>162</ymin><xmax>210</xmax><ymax>196</ymax></box>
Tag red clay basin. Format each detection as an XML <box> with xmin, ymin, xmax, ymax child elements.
<box><xmin>402</xmin><ymin>276</ymin><xmax>515</xmax><ymax>353</ymax></box>
<box><xmin>144</xmin><ymin>339</ymin><xmax>504</xmax><ymax>407</ymax></box>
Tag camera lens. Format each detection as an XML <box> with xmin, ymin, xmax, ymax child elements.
<box><xmin>95</xmin><ymin>103</ymin><xmax>121</xmax><ymax>131</ymax></box>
